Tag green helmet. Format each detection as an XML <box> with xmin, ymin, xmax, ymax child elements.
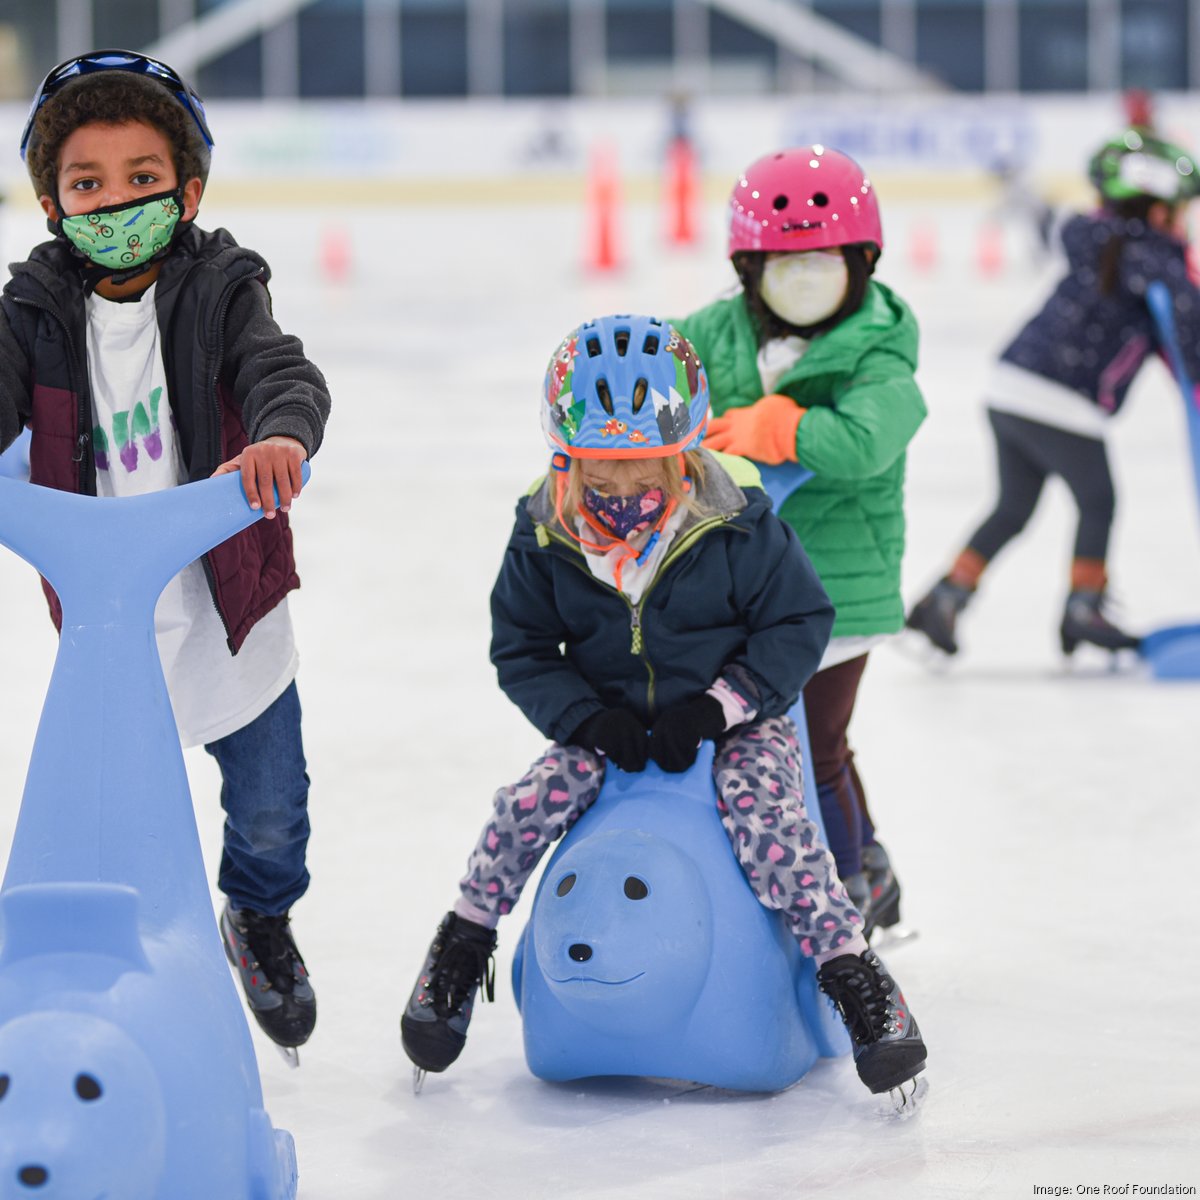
<box><xmin>1088</xmin><ymin>129</ymin><xmax>1200</xmax><ymax>204</ymax></box>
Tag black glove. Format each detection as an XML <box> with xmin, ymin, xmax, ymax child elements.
<box><xmin>649</xmin><ymin>694</ymin><xmax>727</xmax><ymax>773</ymax></box>
<box><xmin>569</xmin><ymin>708</ymin><xmax>650</xmax><ymax>773</ymax></box>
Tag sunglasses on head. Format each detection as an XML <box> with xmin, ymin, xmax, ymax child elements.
<box><xmin>20</xmin><ymin>49</ymin><xmax>214</xmax><ymax>161</ymax></box>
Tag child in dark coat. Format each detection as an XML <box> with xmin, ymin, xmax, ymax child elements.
<box><xmin>400</xmin><ymin>315</ymin><xmax>927</xmax><ymax>1097</ymax></box>
<box><xmin>908</xmin><ymin>130</ymin><xmax>1200</xmax><ymax>657</ymax></box>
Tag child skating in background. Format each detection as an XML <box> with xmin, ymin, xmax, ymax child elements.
<box><xmin>675</xmin><ymin>147</ymin><xmax>926</xmax><ymax>939</ymax></box>
<box><xmin>400</xmin><ymin>315</ymin><xmax>927</xmax><ymax>1096</ymax></box>
<box><xmin>0</xmin><ymin>51</ymin><xmax>331</xmax><ymax>1054</ymax></box>
<box><xmin>907</xmin><ymin>131</ymin><xmax>1200</xmax><ymax>658</ymax></box>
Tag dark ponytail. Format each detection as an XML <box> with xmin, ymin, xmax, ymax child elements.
<box><xmin>1097</xmin><ymin>195</ymin><xmax>1167</xmax><ymax>295</ymax></box>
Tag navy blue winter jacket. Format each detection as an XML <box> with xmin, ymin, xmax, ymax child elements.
<box><xmin>1000</xmin><ymin>212</ymin><xmax>1200</xmax><ymax>414</ymax></box>
<box><xmin>489</xmin><ymin>451</ymin><xmax>836</xmax><ymax>744</ymax></box>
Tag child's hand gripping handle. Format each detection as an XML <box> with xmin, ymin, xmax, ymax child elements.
<box><xmin>0</xmin><ymin>463</ymin><xmax>311</xmax><ymax>628</ymax></box>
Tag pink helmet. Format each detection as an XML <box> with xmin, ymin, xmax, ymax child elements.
<box><xmin>728</xmin><ymin>146</ymin><xmax>883</xmax><ymax>258</ymax></box>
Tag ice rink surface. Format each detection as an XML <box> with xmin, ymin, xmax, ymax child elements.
<box><xmin>1</xmin><ymin>191</ymin><xmax>1198</xmax><ymax>1199</ymax></box>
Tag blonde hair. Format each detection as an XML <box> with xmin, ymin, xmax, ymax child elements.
<box><xmin>557</xmin><ymin>450</ymin><xmax>708</xmax><ymax>527</ymax></box>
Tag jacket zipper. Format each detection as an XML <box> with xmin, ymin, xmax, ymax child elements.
<box><xmin>11</xmin><ymin>295</ymin><xmax>90</xmax><ymax>492</ymax></box>
<box><xmin>199</xmin><ymin>265</ymin><xmax>265</xmax><ymax>648</ymax></box>
<box><xmin>544</xmin><ymin>512</ymin><xmax>739</xmax><ymax>718</ymax></box>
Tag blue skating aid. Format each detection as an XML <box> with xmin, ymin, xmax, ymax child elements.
<box><xmin>1140</xmin><ymin>281</ymin><xmax>1200</xmax><ymax>677</ymax></box>
<box><xmin>1139</xmin><ymin>622</ymin><xmax>1200</xmax><ymax>678</ymax></box>
<box><xmin>0</xmin><ymin>469</ymin><xmax>307</xmax><ymax>1199</ymax></box>
<box><xmin>512</xmin><ymin>699</ymin><xmax>850</xmax><ymax>1092</ymax></box>
<box><xmin>0</xmin><ymin>429</ymin><xmax>30</xmax><ymax>482</ymax></box>
<box><xmin>1146</xmin><ymin>280</ymin><xmax>1200</xmax><ymax>508</ymax></box>
<box><xmin>755</xmin><ymin>462</ymin><xmax>813</xmax><ymax>512</ymax></box>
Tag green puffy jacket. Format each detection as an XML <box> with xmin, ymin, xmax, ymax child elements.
<box><xmin>677</xmin><ymin>281</ymin><xmax>926</xmax><ymax>637</ymax></box>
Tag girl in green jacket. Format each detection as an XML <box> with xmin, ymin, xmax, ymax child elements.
<box><xmin>677</xmin><ymin>146</ymin><xmax>926</xmax><ymax>938</ymax></box>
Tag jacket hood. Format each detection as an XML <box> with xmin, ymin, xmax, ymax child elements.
<box><xmin>815</xmin><ymin>280</ymin><xmax>918</xmax><ymax>370</ymax></box>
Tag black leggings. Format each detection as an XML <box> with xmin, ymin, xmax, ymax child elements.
<box><xmin>803</xmin><ymin>654</ymin><xmax>874</xmax><ymax>879</ymax></box>
<box><xmin>967</xmin><ymin>408</ymin><xmax>1115</xmax><ymax>563</ymax></box>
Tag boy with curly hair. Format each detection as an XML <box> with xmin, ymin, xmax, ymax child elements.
<box><xmin>0</xmin><ymin>51</ymin><xmax>331</xmax><ymax>1057</ymax></box>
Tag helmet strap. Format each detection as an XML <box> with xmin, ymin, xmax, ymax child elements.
<box><xmin>679</xmin><ymin>453</ymin><xmax>693</xmax><ymax>495</ymax></box>
<box><xmin>51</xmin><ymin>186</ymin><xmax>192</xmax><ymax>294</ymax></box>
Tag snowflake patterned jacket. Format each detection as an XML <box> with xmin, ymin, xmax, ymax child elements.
<box><xmin>1000</xmin><ymin>211</ymin><xmax>1200</xmax><ymax>414</ymax></box>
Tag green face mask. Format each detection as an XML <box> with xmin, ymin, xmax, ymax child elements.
<box><xmin>59</xmin><ymin>188</ymin><xmax>183</xmax><ymax>270</ymax></box>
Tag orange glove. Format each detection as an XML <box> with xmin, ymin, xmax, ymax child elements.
<box><xmin>702</xmin><ymin>393</ymin><xmax>806</xmax><ymax>465</ymax></box>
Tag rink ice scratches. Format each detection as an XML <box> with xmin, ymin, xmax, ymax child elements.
<box><xmin>0</xmin><ymin>201</ymin><xmax>1198</xmax><ymax>1197</ymax></box>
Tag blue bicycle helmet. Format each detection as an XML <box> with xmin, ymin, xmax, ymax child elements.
<box><xmin>21</xmin><ymin>50</ymin><xmax>213</xmax><ymax>192</ymax></box>
<box><xmin>21</xmin><ymin>50</ymin><xmax>213</xmax><ymax>160</ymax></box>
<box><xmin>542</xmin><ymin>315</ymin><xmax>709</xmax><ymax>458</ymax></box>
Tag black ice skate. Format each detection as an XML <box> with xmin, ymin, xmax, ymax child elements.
<box><xmin>842</xmin><ymin>870</ymin><xmax>871</xmax><ymax>924</ymax></box>
<box><xmin>905</xmin><ymin>578</ymin><xmax>972</xmax><ymax>656</ymax></box>
<box><xmin>221</xmin><ymin>902</ymin><xmax>316</xmax><ymax>1065</ymax></box>
<box><xmin>817</xmin><ymin>948</ymin><xmax>926</xmax><ymax>1095</ymax></box>
<box><xmin>1059</xmin><ymin>589</ymin><xmax>1141</xmax><ymax>655</ymax></box>
<box><xmin>861</xmin><ymin>841</ymin><xmax>902</xmax><ymax>934</ymax></box>
<box><xmin>401</xmin><ymin>911</ymin><xmax>496</xmax><ymax>1092</ymax></box>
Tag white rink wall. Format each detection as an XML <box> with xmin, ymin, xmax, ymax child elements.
<box><xmin>2</xmin><ymin>93</ymin><xmax>1199</xmax><ymax>204</ymax></box>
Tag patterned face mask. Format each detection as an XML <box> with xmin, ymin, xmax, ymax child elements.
<box><xmin>582</xmin><ymin>486</ymin><xmax>667</xmax><ymax>540</ymax></box>
<box><xmin>59</xmin><ymin>188</ymin><xmax>183</xmax><ymax>269</ymax></box>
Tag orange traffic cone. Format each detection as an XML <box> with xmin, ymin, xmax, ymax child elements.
<box><xmin>585</xmin><ymin>142</ymin><xmax>622</xmax><ymax>273</ymax></box>
<box><xmin>319</xmin><ymin>224</ymin><xmax>351</xmax><ymax>284</ymax></box>
<box><xmin>664</xmin><ymin>136</ymin><xmax>699</xmax><ymax>246</ymax></box>
<box><xmin>909</xmin><ymin>221</ymin><xmax>938</xmax><ymax>273</ymax></box>
<box><xmin>976</xmin><ymin>219</ymin><xmax>1004</xmax><ymax>278</ymax></box>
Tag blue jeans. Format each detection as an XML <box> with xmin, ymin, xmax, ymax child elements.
<box><xmin>204</xmin><ymin>681</ymin><xmax>311</xmax><ymax>916</ymax></box>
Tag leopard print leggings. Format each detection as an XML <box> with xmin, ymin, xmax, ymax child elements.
<box><xmin>459</xmin><ymin>715</ymin><xmax>863</xmax><ymax>957</ymax></box>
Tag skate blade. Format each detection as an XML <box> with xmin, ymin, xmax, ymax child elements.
<box><xmin>878</xmin><ymin>1074</ymin><xmax>928</xmax><ymax>1120</ymax></box>
<box><xmin>412</xmin><ymin>1066</ymin><xmax>426</xmax><ymax>1095</ymax></box>
<box><xmin>892</xmin><ymin>630</ymin><xmax>955</xmax><ymax>672</ymax></box>
<box><xmin>276</xmin><ymin>1045</ymin><xmax>300</xmax><ymax>1069</ymax></box>
<box><xmin>1059</xmin><ymin>645</ymin><xmax>1143</xmax><ymax>677</ymax></box>
<box><xmin>868</xmin><ymin>922</ymin><xmax>920</xmax><ymax>952</ymax></box>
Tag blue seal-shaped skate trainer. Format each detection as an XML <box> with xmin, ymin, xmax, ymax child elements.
<box><xmin>512</xmin><ymin>706</ymin><xmax>850</xmax><ymax>1092</ymax></box>
<box><xmin>0</xmin><ymin>472</ymin><xmax>302</xmax><ymax>1198</ymax></box>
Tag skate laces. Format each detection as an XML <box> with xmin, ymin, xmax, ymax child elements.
<box><xmin>430</xmin><ymin>923</ymin><xmax>497</xmax><ymax>1019</ymax></box>
<box><xmin>237</xmin><ymin>911</ymin><xmax>305</xmax><ymax>995</ymax></box>
<box><xmin>820</xmin><ymin>953</ymin><xmax>895</xmax><ymax>1046</ymax></box>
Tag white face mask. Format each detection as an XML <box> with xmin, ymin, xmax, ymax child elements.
<box><xmin>759</xmin><ymin>251</ymin><xmax>849</xmax><ymax>328</ymax></box>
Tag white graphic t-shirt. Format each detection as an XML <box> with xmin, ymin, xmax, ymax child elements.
<box><xmin>86</xmin><ymin>284</ymin><xmax>299</xmax><ymax>747</ymax></box>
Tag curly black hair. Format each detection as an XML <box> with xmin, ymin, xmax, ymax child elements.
<box><xmin>25</xmin><ymin>72</ymin><xmax>210</xmax><ymax>201</ymax></box>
